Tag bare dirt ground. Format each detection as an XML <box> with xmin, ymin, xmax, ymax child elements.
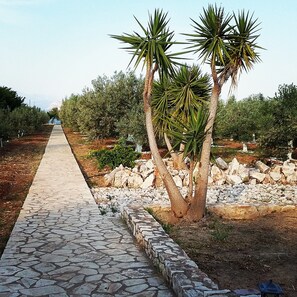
<box><xmin>1</xmin><ymin>127</ymin><xmax>296</xmax><ymax>296</ymax></box>
<box><xmin>0</xmin><ymin>125</ymin><xmax>53</xmax><ymax>255</ymax></box>
<box><xmin>163</xmin><ymin>210</ymin><xmax>297</xmax><ymax>297</ymax></box>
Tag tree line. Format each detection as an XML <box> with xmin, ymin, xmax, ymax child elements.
<box><xmin>60</xmin><ymin>72</ymin><xmax>297</xmax><ymax>150</ymax></box>
<box><xmin>59</xmin><ymin>71</ymin><xmax>146</xmax><ymax>144</ymax></box>
<box><xmin>0</xmin><ymin>86</ymin><xmax>49</xmax><ymax>140</ymax></box>
<box><xmin>216</xmin><ymin>83</ymin><xmax>297</xmax><ymax>147</ymax></box>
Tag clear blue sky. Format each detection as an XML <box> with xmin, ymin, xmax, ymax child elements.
<box><xmin>1</xmin><ymin>0</ymin><xmax>296</xmax><ymax>110</ymax></box>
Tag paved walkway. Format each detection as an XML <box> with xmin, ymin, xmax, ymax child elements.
<box><xmin>0</xmin><ymin>125</ymin><xmax>174</xmax><ymax>297</ymax></box>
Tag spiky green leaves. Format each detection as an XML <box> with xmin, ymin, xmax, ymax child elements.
<box><xmin>152</xmin><ymin>65</ymin><xmax>211</xmax><ymax>137</ymax></box>
<box><xmin>186</xmin><ymin>5</ymin><xmax>262</xmax><ymax>86</ymax></box>
<box><xmin>186</xmin><ymin>5</ymin><xmax>233</xmax><ymax>66</ymax></box>
<box><xmin>110</xmin><ymin>9</ymin><xmax>185</xmax><ymax>77</ymax></box>
<box><xmin>167</xmin><ymin>107</ymin><xmax>209</xmax><ymax>161</ymax></box>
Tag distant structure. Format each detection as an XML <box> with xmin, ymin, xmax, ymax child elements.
<box><xmin>49</xmin><ymin>118</ymin><xmax>61</xmax><ymax>125</ymax></box>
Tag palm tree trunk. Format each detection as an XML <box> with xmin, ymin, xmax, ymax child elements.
<box><xmin>187</xmin><ymin>82</ymin><xmax>221</xmax><ymax>220</ymax></box>
<box><xmin>176</xmin><ymin>143</ymin><xmax>187</xmax><ymax>170</ymax></box>
<box><xmin>186</xmin><ymin>159</ymin><xmax>194</xmax><ymax>202</ymax></box>
<box><xmin>144</xmin><ymin>66</ymin><xmax>188</xmax><ymax>218</ymax></box>
<box><xmin>164</xmin><ymin>132</ymin><xmax>178</xmax><ymax>164</ymax></box>
<box><xmin>164</xmin><ymin>133</ymin><xmax>187</xmax><ymax>170</ymax></box>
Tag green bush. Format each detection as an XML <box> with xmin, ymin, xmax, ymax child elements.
<box><xmin>91</xmin><ymin>138</ymin><xmax>141</xmax><ymax>169</ymax></box>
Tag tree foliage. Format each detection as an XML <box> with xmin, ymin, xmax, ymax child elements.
<box><xmin>0</xmin><ymin>86</ymin><xmax>25</xmax><ymax>111</ymax></box>
<box><xmin>259</xmin><ymin>84</ymin><xmax>297</xmax><ymax>147</ymax></box>
<box><xmin>90</xmin><ymin>138</ymin><xmax>141</xmax><ymax>169</ymax></box>
<box><xmin>59</xmin><ymin>71</ymin><xmax>145</xmax><ymax>142</ymax></box>
<box><xmin>0</xmin><ymin>87</ymin><xmax>49</xmax><ymax>140</ymax></box>
<box><xmin>215</xmin><ymin>84</ymin><xmax>297</xmax><ymax>148</ymax></box>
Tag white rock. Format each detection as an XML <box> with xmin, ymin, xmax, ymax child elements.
<box><xmin>172</xmin><ymin>175</ymin><xmax>183</xmax><ymax>188</ymax></box>
<box><xmin>127</xmin><ymin>173</ymin><xmax>143</xmax><ymax>188</ymax></box>
<box><xmin>179</xmin><ymin>170</ymin><xmax>186</xmax><ymax>180</ymax></box>
<box><xmin>214</xmin><ymin>178</ymin><xmax>225</xmax><ymax>186</ymax></box>
<box><xmin>238</xmin><ymin>164</ymin><xmax>250</xmax><ymax>182</ymax></box>
<box><xmin>226</xmin><ymin>175</ymin><xmax>242</xmax><ymax>185</ymax></box>
<box><xmin>283</xmin><ymin>160</ymin><xmax>295</xmax><ymax>167</ymax></box>
<box><xmin>286</xmin><ymin>172</ymin><xmax>297</xmax><ymax>184</ymax></box>
<box><xmin>282</xmin><ymin>165</ymin><xmax>295</xmax><ymax>177</ymax></box>
<box><xmin>170</xmin><ymin>169</ymin><xmax>179</xmax><ymax>176</ymax></box>
<box><xmin>145</xmin><ymin>159</ymin><xmax>155</xmax><ymax>170</ymax></box>
<box><xmin>132</xmin><ymin>166</ymin><xmax>139</xmax><ymax>173</ymax></box>
<box><xmin>141</xmin><ymin>169</ymin><xmax>154</xmax><ymax>179</ymax></box>
<box><xmin>114</xmin><ymin>169</ymin><xmax>131</xmax><ymax>188</ymax></box>
<box><xmin>249</xmin><ymin>179</ymin><xmax>257</xmax><ymax>185</ymax></box>
<box><xmin>250</xmin><ymin>172</ymin><xmax>266</xmax><ymax>183</ymax></box>
<box><xmin>211</xmin><ymin>165</ymin><xmax>225</xmax><ymax>181</ymax></box>
<box><xmin>183</xmin><ymin>173</ymin><xmax>190</xmax><ymax>187</ymax></box>
<box><xmin>271</xmin><ymin>165</ymin><xmax>282</xmax><ymax>173</ymax></box>
<box><xmin>216</xmin><ymin>157</ymin><xmax>228</xmax><ymax>170</ymax></box>
<box><xmin>269</xmin><ymin>172</ymin><xmax>282</xmax><ymax>181</ymax></box>
<box><xmin>141</xmin><ymin>173</ymin><xmax>155</xmax><ymax>189</ymax></box>
<box><xmin>104</xmin><ymin>167</ymin><xmax>121</xmax><ymax>186</ymax></box>
<box><xmin>139</xmin><ymin>164</ymin><xmax>148</xmax><ymax>173</ymax></box>
<box><xmin>255</xmin><ymin>161</ymin><xmax>270</xmax><ymax>173</ymax></box>
<box><xmin>228</xmin><ymin>158</ymin><xmax>240</xmax><ymax>175</ymax></box>
<box><xmin>208</xmin><ymin>176</ymin><xmax>214</xmax><ymax>185</ymax></box>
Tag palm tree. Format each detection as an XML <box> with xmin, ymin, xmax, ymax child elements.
<box><xmin>152</xmin><ymin>65</ymin><xmax>210</xmax><ymax>170</ymax></box>
<box><xmin>111</xmin><ymin>9</ymin><xmax>189</xmax><ymax>217</ymax></box>
<box><xmin>186</xmin><ymin>5</ymin><xmax>262</xmax><ymax>220</ymax></box>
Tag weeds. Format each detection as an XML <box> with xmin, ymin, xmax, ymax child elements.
<box><xmin>145</xmin><ymin>207</ymin><xmax>173</xmax><ymax>234</ymax></box>
<box><xmin>98</xmin><ymin>205</ymin><xmax>107</xmax><ymax>215</ymax></box>
<box><xmin>210</xmin><ymin>219</ymin><xmax>232</xmax><ymax>241</ymax></box>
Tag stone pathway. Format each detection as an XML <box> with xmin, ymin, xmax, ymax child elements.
<box><xmin>0</xmin><ymin>125</ymin><xmax>174</xmax><ymax>297</ymax></box>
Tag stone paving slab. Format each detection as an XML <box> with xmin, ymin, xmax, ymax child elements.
<box><xmin>0</xmin><ymin>125</ymin><xmax>174</xmax><ymax>297</ymax></box>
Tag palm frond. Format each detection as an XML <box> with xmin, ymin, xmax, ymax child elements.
<box><xmin>165</xmin><ymin>107</ymin><xmax>209</xmax><ymax>161</ymax></box>
<box><xmin>110</xmin><ymin>9</ymin><xmax>186</xmax><ymax>76</ymax></box>
<box><xmin>185</xmin><ymin>5</ymin><xmax>233</xmax><ymax>65</ymax></box>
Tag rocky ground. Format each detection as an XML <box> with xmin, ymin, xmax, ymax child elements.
<box><xmin>91</xmin><ymin>185</ymin><xmax>297</xmax><ymax>218</ymax></box>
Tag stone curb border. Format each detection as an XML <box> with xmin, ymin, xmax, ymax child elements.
<box><xmin>121</xmin><ymin>206</ymin><xmax>260</xmax><ymax>297</ymax></box>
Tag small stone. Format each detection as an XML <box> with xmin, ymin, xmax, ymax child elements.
<box><xmin>173</xmin><ymin>175</ymin><xmax>183</xmax><ymax>188</ymax></box>
<box><xmin>216</xmin><ymin>157</ymin><xmax>228</xmax><ymax>170</ymax></box>
<box><xmin>228</xmin><ymin>158</ymin><xmax>240</xmax><ymax>175</ymax></box>
<box><xmin>226</xmin><ymin>175</ymin><xmax>242</xmax><ymax>185</ymax></box>
<box><xmin>141</xmin><ymin>173</ymin><xmax>155</xmax><ymax>189</ymax></box>
<box><xmin>127</xmin><ymin>173</ymin><xmax>143</xmax><ymax>188</ymax></box>
<box><xmin>270</xmin><ymin>172</ymin><xmax>282</xmax><ymax>181</ymax></box>
<box><xmin>250</xmin><ymin>172</ymin><xmax>266</xmax><ymax>183</ymax></box>
<box><xmin>255</xmin><ymin>161</ymin><xmax>270</xmax><ymax>173</ymax></box>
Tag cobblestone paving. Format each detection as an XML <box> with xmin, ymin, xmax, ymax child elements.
<box><xmin>0</xmin><ymin>125</ymin><xmax>174</xmax><ymax>297</ymax></box>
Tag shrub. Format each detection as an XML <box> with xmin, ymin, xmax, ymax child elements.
<box><xmin>91</xmin><ymin>138</ymin><xmax>141</xmax><ymax>169</ymax></box>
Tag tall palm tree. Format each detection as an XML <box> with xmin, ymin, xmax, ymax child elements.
<box><xmin>111</xmin><ymin>9</ymin><xmax>189</xmax><ymax>217</ymax></box>
<box><xmin>186</xmin><ymin>5</ymin><xmax>262</xmax><ymax>220</ymax></box>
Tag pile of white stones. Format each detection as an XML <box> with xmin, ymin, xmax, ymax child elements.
<box><xmin>92</xmin><ymin>158</ymin><xmax>297</xmax><ymax>219</ymax></box>
<box><xmin>103</xmin><ymin>157</ymin><xmax>297</xmax><ymax>189</ymax></box>
<box><xmin>92</xmin><ymin>183</ymin><xmax>296</xmax><ymax>218</ymax></box>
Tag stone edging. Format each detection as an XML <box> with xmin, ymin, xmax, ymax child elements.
<box><xmin>121</xmin><ymin>206</ymin><xmax>260</xmax><ymax>297</ymax></box>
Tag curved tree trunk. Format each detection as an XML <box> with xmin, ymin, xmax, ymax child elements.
<box><xmin>186</xmin><ymin>159</ymin><xmax>194</xmax><ymax>203</ymax></box>
<box><xmin>164</xmin><ymin>133</ymin><xmax>187</xmax><ymax>170</ymax></box>
<box><xmin>143</xmin><ymin>65</ymin><xmax>189</xmax><ymax>218</ymax></box>
<box><xmin>164</xmin><ymin>132</ymin><xmax>178</xmax><ymax>164</ymax></box>
<box><xmin>187</xmin><ymin>82</ymin><xmax>221</xmax><ymax>220</ymax></box>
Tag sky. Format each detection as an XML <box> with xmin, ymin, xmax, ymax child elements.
<box><xmin>0</xmin><ymin>0</ymin><xmax>297</xmax><ymax>111</ymax></box>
